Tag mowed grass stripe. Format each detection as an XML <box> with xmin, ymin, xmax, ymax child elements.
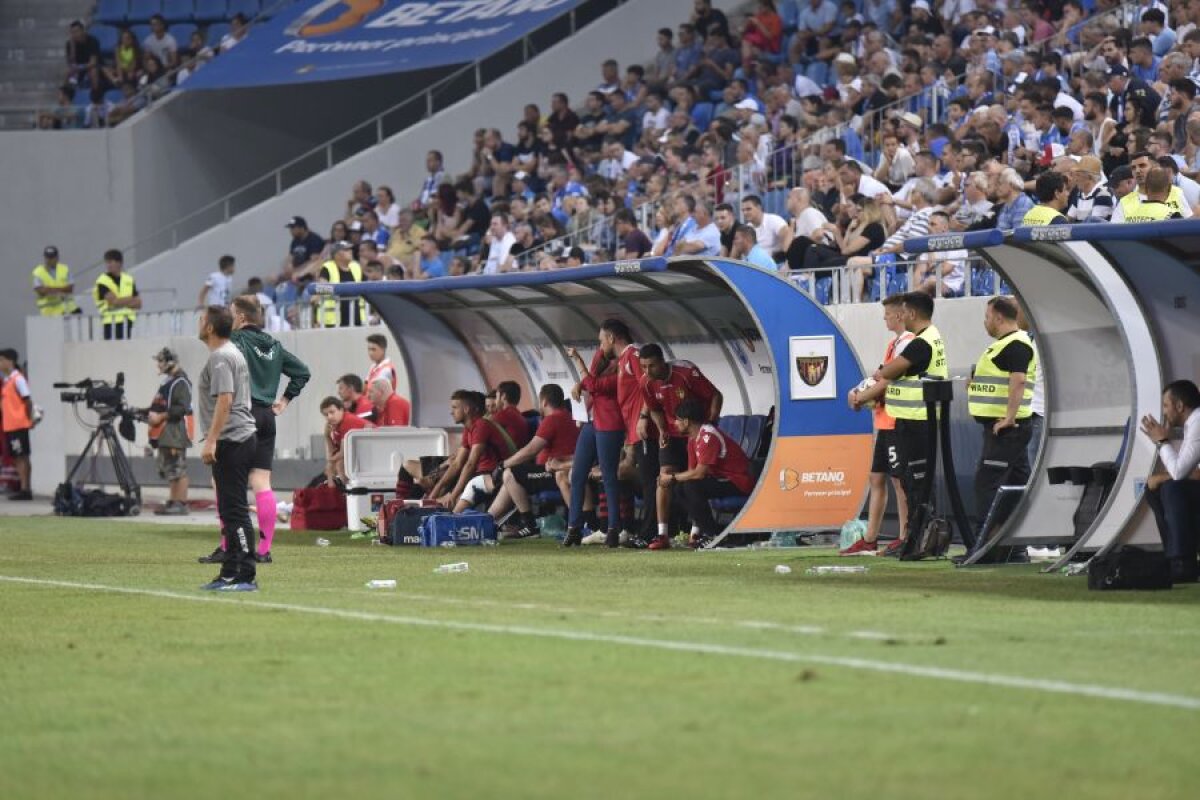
<box><xmin>3</xmin><ymin>574</ymin><xmax>1198</xmax><ymax>712</ymax></box>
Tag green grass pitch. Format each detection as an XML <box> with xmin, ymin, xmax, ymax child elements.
<box><xmin>1</xmin><ymin>517</ymin><xmax>1197</xmax><ymax>799</ymax></box>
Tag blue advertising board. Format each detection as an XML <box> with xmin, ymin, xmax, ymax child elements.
<box><xmin>182</xmin><ymin>0</ymin><xmax>586</xmax><ymax>90</ymax></box>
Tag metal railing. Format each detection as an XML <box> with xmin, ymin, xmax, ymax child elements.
<box><xmin>63</xmin><ymin>0</ymin><xmax>625</xmax><ymax>289</ymax></box>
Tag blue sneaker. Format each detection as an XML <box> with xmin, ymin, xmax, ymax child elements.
<box><xmin>219</xmin><ymin>581</ymin><xmax>258</xmax><ymax>592</ymax></box>
<box><xmin>200</xmin><ymin>577</ymin><xmax>235</xmax><ymax>591</ymax></box>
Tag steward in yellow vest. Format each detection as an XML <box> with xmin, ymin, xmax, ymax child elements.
<box><xmin>1116</xmin><ymin>166</ymin><xmax>1185</xmax><ymax>223</ymax></box>
<box><xmin>316</xmin><ymin>241</ymin><xmax>365</xmax><ymax>327</ymax></box>
<box><xmin>31</xmin><ymin>245</ymin><xmax>78</xmax><ymax>316</ymax></box>
<box><xmin>875</xmin><ymin>291</ymin><xmax>948</xmax><ymax>536</ymax></box>
<box><xmin>968</xmin><ymin>296</ymin><xmax>1038</xmax><ymax>528</ymax></box>
<box><xmin>1115</xmin><ymin>177</ymin><xmax>1189</xmax><ymax>221</ymax></box>
<box><xmin>1020</xmin><ymin>172</ymin><xmax>1069</xmax><ymax>226</ymax></box>
<box><xmin>92</xmin><ymin>249</ymin><xmax>141</xmax><ymax>340</ymax></box>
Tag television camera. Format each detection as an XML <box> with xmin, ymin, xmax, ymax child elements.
<box><xmin>53</xmin><ymin>372</ymin><xmax>142</xmax><ymax>516</ymax></box>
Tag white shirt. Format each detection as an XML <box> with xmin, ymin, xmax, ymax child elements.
<box><xmin>856</xmin><ymin>174</ymin><xmax>892</xmax><ymax>199</ymax></box>
<box><xmin>1160</xmin><ymin>410</ymin><xmax>1200</xmax><ymax>480</ymax></box>
<box><xmin>377</xmin><ymin>203</ymin><xmax>401</xmax><ymax>230</ymax></box>
<box><xmin>142</xmin><ymin>32</ymin><xmax>177</xmax><ymax>63</ymax></box>
<box><xmin>920</xmin><ymin>248</ymin><xmax>967</xmax><ymax>294</ymax></box>
<box><xmin>204</xmin><ymin>271</ymin><xmax>234</xmax><ymax>307</ymax></box>
<box><xmin>754</xmin><ymin>213</ymin><xmax>789</xmax><ymax>252</ymax></box>
<box><xmin>642</xmin><ymin>107</ymin><xmax>669</xmax><ymax>132</ymax></box>
<box><xmin>483</xmin><ymin>231</ymin><xmax>516</xmax><ymax>274</ymax></box>
<box><xmin>791</xmin><ymin>206</ymin><xmax>828</xmax><ymax>239</ymax></box>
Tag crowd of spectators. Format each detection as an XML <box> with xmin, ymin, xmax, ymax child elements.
<box><xmin>42</xmin><ymin>12</ymin><xmax>249</xmax><ymax>129</ymax></box>
<box><xmin>257</xmin><ymin>0</ymin><xmax>1200</xmax><ymax>308</ymax></box>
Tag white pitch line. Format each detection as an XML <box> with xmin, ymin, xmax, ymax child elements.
<box><xmin>2</xmin><ymin>575</ymin><xmax>1198</xmax><ymax>712</ymax></box>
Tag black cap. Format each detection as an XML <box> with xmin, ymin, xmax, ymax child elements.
<box><xmin>1109</xmin><ymin>164</ymin><xmax>1134</xmax><ymax>183</ymax></box>
<box><xmin>331</xmin><ymin>240</ymin><xmax>354</xmax><ymax>253</ymax></box>
<box><xmin>1108</xmin><ymin>64</ymin><xmax>1128</xmax><ymax>78</ymax></box>
<box><xmin>43</xmin><ymin>245</ymin><xmax>58</xmax><ymax>258</ymax></box>
<box><xmin>286</xmin><ymin>216</ymin><xmax>307</xmax><ymax>228</ymax></box>
<box><xmin>0</xmin><ymin>348</ymin><xmax>18</xmax><ymax>363</ymax></box>
<box><xmin>153</xmin><ymin>347</ymin><xmax>177</xmax><ymax>364</ymax></box>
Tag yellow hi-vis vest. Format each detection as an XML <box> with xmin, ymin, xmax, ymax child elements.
<box><xmin>1122</xmin><ymin>199</ymin><xmax>1174</xmax><ymax>223</ymax></box>
<box><xmin>1118</xmin><ymin>185</ymin><xmax>1187</xmax><ymax>219</ymax></box>
<box><xmin>31</xmin><ymin>262</ymin><xmax>78</xmax><ymax>315</ymax></box>
<box><xmin>1021</xmin><ymin>205</ymin><xmax>1066</xmax><ymax>226</ymax></box>
<box><xmin>92</xmin><ymin>271</ymin><xmax>136</xmax><ymax>326</ymax></box>
<box><xmin>885</xmin><ymin>324</ymin><xmax>947</xmax><ymax>421</ymax></box>
<box><xmin>967</xmin><ymin>330</ymin><xmax>1039</xmax><ymax>419</ymax></box>
<box><xmin>319</xmin><ymin>260</ymin><xmax>365</xmax><ymax>327</ymax></box>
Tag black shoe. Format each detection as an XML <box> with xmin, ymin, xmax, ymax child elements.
<box><xmin>1170</xmin><ymin>559</ymin><xmax>1200</xmax><ymax>584</ymax></box>
<box><xmin>255</xmin><ymin>552</ymin><xmax>273</xmax><ymax>564</ymax></box>
<box><xmin>197</xmin><ymin>547</ymin><xmax>227</xmax><ymax>564</ymax></box>
<box><xmin>622</xmin><ymin>535</ymin><xmax>649</xmax><ymax>549</ymax></box>
<box><xmin>8</xmin><ymin>490</ymin><xmax>32</xmax><ymax>501</ymax></box>
<box><xmin>561</xmin><ymin>527</ymin><xmax>583</xmax><ymax>547</ymax></box>
<box><xmin>605</xmin><ymin>529</ymin><xmax>621</xmax><ymax>548</ymax></box>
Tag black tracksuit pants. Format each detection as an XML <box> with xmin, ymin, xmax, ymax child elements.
<box><xmin>213</xmin><ymin>435</ymin><xmax>258</xmax><ymax>582</ymax></box>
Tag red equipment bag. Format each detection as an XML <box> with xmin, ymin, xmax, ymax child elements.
<box><xmin>290</xmin><ymin>485</ymin><xmax>347</xmax><ymax>531</ymax></box>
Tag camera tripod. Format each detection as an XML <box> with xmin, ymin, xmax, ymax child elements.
<box><xmin>65</xmin><ymin>415</ymin><xmax>142</xmax><ymax>516</ymax></box>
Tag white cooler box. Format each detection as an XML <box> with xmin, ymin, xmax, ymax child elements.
<box><xmin>342</xmin><ymin>427</ymin><xmax>450</xmax><ymax>531</ymax></box>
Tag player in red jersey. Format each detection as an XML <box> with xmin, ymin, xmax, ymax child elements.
<box><xmin>637</xmin><ymin>343</ymin><xmax>723</xmax><ymax>549</ymax></box>
<box><xmin>428</xmin><ymin>390</ymin><xmax>517</xmax><ymax>512</ymax></box>
<box><xmin>490</xmin><ymin>381</ymin><xmax>532</xmax><ymax>450</ymax></box>
<box><xmin>320</xmin><ymin>395</ymin><xmax>369</xmax><ymax>487</ymax></box>
<box><xmin>658</xmin><ymin>398</ymin><xmax>754</xmax><ymax>549</ymax></box>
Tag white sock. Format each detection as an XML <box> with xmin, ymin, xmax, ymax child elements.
<box><xmin>657</xmin><ymin>523</ymin><xmax>668</xmax><ymax>537</ymax></box>
<box><xmin>690</xmin><ymin>525</ymin><xmax>700</xmax><ymax>536</ymax></box>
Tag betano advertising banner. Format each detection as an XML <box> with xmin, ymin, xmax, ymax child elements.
<box><xmin>182</xmin><ymin>0</ymin><xmax>586</xmax><ymax>90</ymax></box>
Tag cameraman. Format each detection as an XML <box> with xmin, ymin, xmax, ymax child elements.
<box><xmin>147</xmin><ymin>348</ymin><xmax>192</xmax><ymax>516</ymax></box>
<box><xmin>0</xmin><ymin>348</ymin><xmax>34</xmax><ymax>500</ymax></box>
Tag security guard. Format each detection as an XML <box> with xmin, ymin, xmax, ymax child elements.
<box><xmin>314</xmin><ymin>240</ymin><xmax>364</xmax><ymax>327</ymax></box>
<box><xmin>31</xmin><ymin>245</ymin><xmax>78</xmax><ymax>316</ymax></box>
<box><xmin>870</xmin><ymin>291</ymin><xmax>947</xmax><ymax>550</ymax></box>
<box><xmin>1021</xmin><ymin>172</ymin><xmax>1070</xmax><ymax>226</ymax></box>
<box><xmin>1119</xmin><ymin>167</ymin><xmax>1184</xmax><ymax>223</ymax></box>
<box><xmin>1107</xmin><ymin>65</ymin><xmax>1161</xmax><ymax>129</ymax></box>
<box><xmin>967</xmin><ymin>296</ymin><xmax>1038</xmax><ymax>529</ymax></box>
<box><xmin>1112</xmin><ymin>151</ymin><xmax>1191</xmax><ymax>221</ymax></box>
<box><xmin>92</xmin><ymin>248</ymin><xmax>141</xmax><ymax>340</ymax></box>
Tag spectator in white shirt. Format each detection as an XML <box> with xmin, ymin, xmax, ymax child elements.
<box><xmin>838</xmin><ymin>160</ymin><xmax>891</xmax><ymax>200</ymax></box>
<box><xmin>786</xmin><ymin>187</ymin><xmax>828</xmax><ymax>241</ymax></box>
<box><xmin>418</xmin><ymin>150</ymin><xmax>445</xmax><ymax>207</ymax></box>
<box><xmin>198</xmin><ymin>255</ymin><xmax>236</xmax><ymax>308</ymax></box>
<box><xmin>1140</xmin><ymin>379</ymin><xmax>1200</xmax><ymax>583</ymax></box>
<box><xmin>874</xmin><ymin>132</ymin><xmax>916</xmax><ymax>190</ymax></box>
<box><xmin>375</xmin><ymin>186</ymin><xmax>401</xmax><ymax>230</ymax></box>
<box><xmin>741</xmin><ymin>194</ymin><xmax>792</xmax><ymax>259</ymax></box>
<box><xmin>641</xmin><ymin>90</ymin><xmax>670</xmax><ymax>137</ymax></box>
<box><xmin>597</xmin><ymin>137</ymin><xmax>638</xmax><ymax>180</ymax></box>
<box><xmin>1066</xmin><ymin>156</ymin><xmax>1114</xmax><ymax>222</ymax></box>
<box><xmin>220</xmin><ymin>13</ymin><xmax>249</xmax><ymax>53</ymax></box>
<box><xmin>482</xmin><ymin>212</ymin><xmax>517</xmax><ymax>274</ymax></box>
<box><xmin>142</xmin><ymin>15</ymin><xmax>178</xmax><ymax>69</ymax></box>
<box><xmin>912</xmin><ymin>212</ymin><xmax>966</xmax><ymax>297</ymax></box>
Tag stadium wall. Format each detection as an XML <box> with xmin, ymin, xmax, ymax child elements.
<box><xmin>26</xmin><ymin>296</ymin><xmax>994</xmax><ymax>498</ymax></box>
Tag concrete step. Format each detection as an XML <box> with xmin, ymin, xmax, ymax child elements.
<box><xmin>0</xmin><ymin>88</ymin><xmax>59</xmax><ymax>107</ymax></box>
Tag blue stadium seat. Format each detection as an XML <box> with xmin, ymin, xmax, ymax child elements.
<box><xmin>172</xmin><ymin>22</ymin><xmax>197</xmax><ymax>44</ymax></box>
<box><xmin>814</xmin><ymin>275</ymin><xmax>833</xmax><ymax>305</ymax></box>
<box><xmin>128</xmin><ymin>0</ymin><xmax>163</xmax><ymax>22</ymax></box>
<box><xmin>741</xmin><ymin>415</ymin><xmax>767</xmax><ymax>459</ymax></box>
<box><xmin>523</xmin><ymin>412</ymin><xmax>541</xmax><ymax>442</ymax></box>
<box><xmin>193</xmin><ymin>0</ymin><xmax>227</xmax><ymax>22</ymax></box>
<box><xmin>710</xmin><ymin>495</ymin><xmax>747</xmax><ymax>513</ymax></box>
<box><xmin>763</xmin><ymin>189</ymin><xmax>787</xmax><ymax>217</ymax></box>
<box><xmin>778</xmin><ymin>0</ymin><xmax>798</xmax><ymax>33</ymax></box>
<box><xmin>205</xmin><ymin>22</ymin><xmax>231</xmax><ymax>46</ymax></box>
<box><xmin>971</xmin><ymin>265</ymin><xmax>997</xmax><ymax>297</ymax></box>
<box><xmin>131</xmin><ymin>24</ymin><xmax>152</xmax><ymax>43</ymax></box>
<box><xmin>103</xmin><ymin>88</ymin><xmax>125</xmax><ymax>104</ymax></box>
<box><xmin>162</xmin><ymin>0</ymin><xmax>195</xmax><ymax>23</ymax></box>
<box><xmin>691</xmin><ymin>102</ymin><xmax>714</xmax><ymax>132</ymax></box>
<box><xmin>95</xmin><ymin>0</ymin><xmax>129</xmax><ymax>25</ymax></box>
<box><xmin>717</xmin><ymin>415</ymin><xmax>746</xmax><ymax>451</ymax></box>
<box><xmin>228</xmin><ymin>0</ymin><xmax>261</xmax><ymax>18</ymax></box>
<box><xmin>92</xmin><ymin>25</ymin><xmax>120</xmax><ymax>55</ymax></box>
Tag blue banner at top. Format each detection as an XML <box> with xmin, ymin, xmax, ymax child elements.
<box><xmin>182</xmin><ymin>0</ymin><xmax>585</xmax><ymax>90</ymax></box>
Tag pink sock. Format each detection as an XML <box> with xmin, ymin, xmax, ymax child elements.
<box><xmin>256</xmin><ymin>490</ymin><xmax>277</xmax><ymax>555</ymax></box>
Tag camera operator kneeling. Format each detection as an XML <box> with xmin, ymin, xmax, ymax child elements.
<box><xmin>657</xmin><ymin>399</ymin><xmax>755</xmax><ymax>549</ymax></box>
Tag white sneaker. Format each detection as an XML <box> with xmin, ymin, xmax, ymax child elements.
<box><xmin>581</xmin><ymin>531</ymin><xmax>607</xmax><ymax>545</ymax></box>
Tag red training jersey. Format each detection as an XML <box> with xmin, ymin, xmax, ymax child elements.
<box><xmin>347</xmin><ymin>394</ymin><xmax>374</xmax><ymax>420</ymax></box>
<box><xmin>534</xmin><ymin>408</ymin><xmax>580</xmax><ymax>464</ymax></box>
<box><xmin>462</xmin><ymin>416</ymin><xmax>514</xmax><ymax>473</ymax></box>
<box><xmin>492</xmin><ymin>405</ymin><xmax>532</xmax><ymax>449</ymax></box>
<box><xmin>642</xmin><ymin>360</ymin><xmax>718</xmax><ymax>438</ymax></box>
<box><xmin>688</xmin><ymin>424</ymin><xmax>754</xmax><ymax>494</ymax></box>
<box><xmin>375</xmin><ymin>393</ymin><xmax>411</xmax><ymax>427</ymax></box>
<box><xmin>330</xmin><ymin>412</ymin><xmax>368</xmax><ymax>449</ymax></box>
<box><xmin>580</xmin><ymin>349</ymin><xmax>623</xmax><ymax>432</ymax></box>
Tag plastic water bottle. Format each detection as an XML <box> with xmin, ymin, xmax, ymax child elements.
<box><xmin>365</xmin><ymin>579</ymin><xmax>397</xmax><ymax>589</ymax></box>
<box><xmin>481</xmin><ymin>539</ymin><xmax>498</xmax><ymax>547</ymax></box>
<box><xmin>439</xmin><ymin>541</ymin><xmax>457</xmax><ymax>548</ymax></box>
<box><xmin>805</xmin><ymin>565</ymin><xmax>868</xmax><ymax>575</ymax></box>
<box><xmin>774</xmin><ymin>564</ymin><xmax>793</xmax><ymax>575</ymax></box>
<box><xmin>315</xmin><ymin>537</ymin><xmax>331</xmax><ymax>547</ymax></box>
<box><xmin>433</xmin><ymin>562</ymin><xmax>469</xmax><ymax>574</ymax></box>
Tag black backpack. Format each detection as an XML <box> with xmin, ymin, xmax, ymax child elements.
<box><xmin>902</xmin><ymin>517</ymin><xmax>951</xmax><ymax>561</ymax></box>
<box><xmin>53</xmin><ymin>482</ymin><xmax>84</xmax><ymax>516</ymax></box>
<box><xmin>1088</xmin><ymin>547</ymin><xmax>1172</xmax><ymax>591</ymax></box>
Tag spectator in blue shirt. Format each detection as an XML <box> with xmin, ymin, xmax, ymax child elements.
<box><xmin>675</xmin><ymin>199</ymin><xmax>722</xmax><ymax>257</ymax></box>
<box><xmin>731</xmin><ymin>224</ymin><xmax>778</xmax><ymax>271</ymax></box>
<box><xmin>415</xmin><ymin>235</ymin><xmax>449</xmax><ymax>279</ymax></box>
<box><xmin>1130</xmin><ymin>37</ymin><xmax>1162</xmax><ymax>82</ymax></box>
<box><xmin>659</xmin><ymin>194</ymin><xmax>698</xmax><ymax>256</ymax></box>
<box><xmin>994</xmin><ymin>167</ymin><xmax>1035</xmax><ymax>230</ymax></box>
<box><xmin>1141</xmin><ymin>8</ymin><xmax>1176</xmax><ymax>56</ymax></box>
<box><xmin>671</xmin><ymin>23</ymin><xmax>702</xmax><ymax>83</ymax></box>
